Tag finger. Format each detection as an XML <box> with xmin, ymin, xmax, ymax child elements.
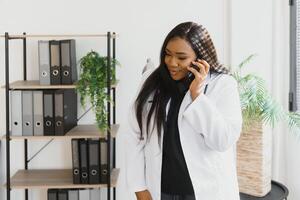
<box><xmin>198</xmin><ymin>59</ymin><xmax>210</xmax><ymax>73</ymax></box>
<box><xmin>187</xmin><ymin>66</ymin><xmax>202</xmax><ymax>80</ymax></box>
<box><xmin>191</xmin><ymin>61</ymin><xmax>206</xmax><ymax>75</ymax></box>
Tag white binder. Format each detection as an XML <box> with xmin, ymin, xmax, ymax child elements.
<box><xmin>22</xmin><ymin>91</ymin><xmax>33</xmax><ymax>136</ymax></box>
<box><xmin>38</xmin><ymin>40</ymin><xmax>51</xmax><ymax>85</ymax></box>
<box><xmin>79</xmin><ymin>189</ymin><xmax>90</xmax><ymax>200</ymax></box>
<box><xmin>33</xmin><ymin>91</ymin><xmax>44</xmax><ymax>136</ymax></box>
<box><xmin>11</xmin><ymin>91</ymin><xmax>22</xmax><ymax>136</ymax></box>
<box><xmin>68</xmin><ymin>190</ymin><xmax>79</xmax><ymax>200</ymax></box>
<box><xmin>90</xmin><ymin>189</ymin><xmax>101</xmax><ymax>200</ymax></box>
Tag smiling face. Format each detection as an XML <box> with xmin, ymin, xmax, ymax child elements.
<box><xmin>164</xmin><ymin>37</ymin><xmax>197</xmax><ymax>80</ymax></box>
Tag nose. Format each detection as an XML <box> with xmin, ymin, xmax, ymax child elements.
<box><xmin>167</xmin><ymin>56</ymin><xmax>178</xmax><ymax>67</ymax></box>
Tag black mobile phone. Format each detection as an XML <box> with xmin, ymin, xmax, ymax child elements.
<box><xmin>182</xmin><ymin>59</ymin><xmax>200</xmax><ymax>88</ymax></box>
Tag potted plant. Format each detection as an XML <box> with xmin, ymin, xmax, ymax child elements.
<box><xmin>232</xmin><ymin>54</ymin><xmax>300</xmax><ymax>197</ymax></box>
<box><xmin>76</xmin><ymin>50</ymin><xmax>119</xmax><ymax>132</ymax></box>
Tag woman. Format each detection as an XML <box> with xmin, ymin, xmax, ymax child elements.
<box><xmin>125</xmin><ymin>22</ymin><xmax>242</xmax><ymax>200</ymax></box>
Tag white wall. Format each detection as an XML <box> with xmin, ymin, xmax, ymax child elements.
<box><xmin>1</xmin><ymin>0</ymin><xmax>299</xmax><ymax>200</ymax></box>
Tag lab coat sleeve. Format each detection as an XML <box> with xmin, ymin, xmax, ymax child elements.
<box><xmin>124</xmin><ymin>102</ymin><xmax>147</xmax><ymax>193</ymax></box>
<box><xmin>124</xmin><ymin>69</ymin><xmax>155</xmax><ymax>193</ymax></box>
<box><xmin>182</xmin><ymin>75</ymin><xmax>243</xmax><ymax>152</ymax></box>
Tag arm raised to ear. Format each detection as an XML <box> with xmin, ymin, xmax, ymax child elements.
<box><xmin>183</xmin><ymin>75</ymin><xmax>243</xmax><ymax>152</ymax></box>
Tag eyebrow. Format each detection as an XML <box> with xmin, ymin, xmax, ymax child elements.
<box><xmin>165</xmin><ymin>48</ymin><xmax>188</xmax><ymax>55</ymax></box>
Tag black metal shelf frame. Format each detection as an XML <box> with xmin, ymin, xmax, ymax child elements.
<box><xmin>3</xmin><ymin>31</ymin><xmax>117</xmax><ymax>200</ymax></box>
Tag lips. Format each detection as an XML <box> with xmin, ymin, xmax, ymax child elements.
<box><xmin>169</xmin><ymin>70</ymin><xmax>178</xmax><ymax>76</ymax></box>
<box><xmin>169</xmin><ymin>67</ymin><xmax>180</xmax><ymax>73</ymax></box>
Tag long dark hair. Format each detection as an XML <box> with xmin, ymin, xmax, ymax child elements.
<box><xmin>135</xmin><ymin>22</ymin><xmax>230</xmax><ymax>144</ymax></box>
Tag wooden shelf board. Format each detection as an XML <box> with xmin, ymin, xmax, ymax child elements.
<box><xmin>0</xmin><ymin>33</ymin><xmax>118</xmax><ymax>39</ymax></box>
<box><xmin>2</xmin><ymin>80</ymin><xmax>76</xmax><ymax>89</ymax></box>
<box><xmin>1</xmin><ymin>124</ymin><xmax>119</xmax><ymax>140</ymax></box>
<box><xmin>3</xmin><ymin>168</ymin><xmax>119</xmax><ymax>189</ymax></box>
<box><xmin>1</xmin><ymin>80</ymin><xmax>118</xmax><ymax>90</ymax></box>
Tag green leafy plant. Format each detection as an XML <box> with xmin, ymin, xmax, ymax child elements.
<box><xmin>232</xmin><ymin>54</ymin><xmax>300</xmax><ymax>131</ymax></box>
<box><xmin>76</xmin><ymin>50</ymin><xmax>119</xmax><ymax>131</ymax></box>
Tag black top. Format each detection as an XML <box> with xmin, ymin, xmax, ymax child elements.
<box><xmin>161</xmin><ymin>80</ymin><xmax>195</xmax><ymax>195</ymax></box>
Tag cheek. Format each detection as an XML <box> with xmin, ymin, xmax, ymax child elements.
<box><xmin>180</xmin><ymin>60</ymin><xmax>193</xmax><ymax>68</ymax></box>
<box><xmin>164</xmin><ymin>56</ymin><xmax>170</xmax><ymax>65</ymax></box>
<box><xmin>178</xmin><ymin>70</ymin><xmax>189</xmax><ymax>78</ymax></box>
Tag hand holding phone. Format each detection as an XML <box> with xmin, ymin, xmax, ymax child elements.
<box><xmin>182</xmin><ymin>59</ymin><xmax>201</xmax><ymax>89</ymax></box>
<box><xmin>187</xmin><ymin>59</ymin><xmax>211</xmax><ymax>100</ymax></box>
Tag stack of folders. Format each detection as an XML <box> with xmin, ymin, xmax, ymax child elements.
<box><xmin>48</xmin><ymin>188</ymin><xmax>103</xmax><ymax>200</ymax></box>
<box><xmin>10</xmin><ymin>89</ymin><xmax>77</xmax><ymax>136</ymax></box>
<box><xmin>38</xmin><ymin>39</ymin><xmax>77</xmax><ymax>85</ymax></box>
<box><xmin>72</xmin><ymin>138</ymin><xmax>113</xmax><ymax>184</ymax></box>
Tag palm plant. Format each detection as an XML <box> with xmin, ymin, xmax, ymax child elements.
<box><xmin>232</xmin><ymin>54</ymin><xmax>300</xmax><ymax>131</ymax></box>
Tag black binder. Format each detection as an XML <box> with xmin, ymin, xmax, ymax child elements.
<box><xmin>54</xmin><ymin>90</ymin><xmax>64</xmax><ymax>135</ymax></box>
<box><xmin>57</xmin><ymin>189</ymin><xmax>68</xmax><ymax>200</ymax></box>
<box><xmin>43</xmin><ymin>90</ymin><xmax>55</xmax><ymax>136</ymax></box>
<box><xmin>53</xmin><ymin>89</ymin><xmax>77</xmax><ymax>136</ymax></box>
<box><xmin>72</xmin><ymin>139</ymin><xmax>81</xmax><ymax>184</ymax></box>
<box><xmin>50</xmin><ymin>40</ymin><xmax>61</xmax><ymax>85</ymax></box>
<box><xmin>79</xmin><ymin>139</ymin><xmax>89</xmax><ymax>184</ymax></box>
<box><xmin>62</xmin><ymin>89</ymin><xmax>77</xmax><ymax>133</ymax></box>
<box><xmin>60</xmin><ymin>39</ymin><xmax>77</xmax><ymax>84</ymax></box>
<box><xmin>48</xmin><ymin>189</ymin><xmax>58</xmax><ymax>200</ymax></box>
<box><xmin>88</xmin><ymin>139</ymin><xmax>100</xmax><ymax>184</ymax></box>
<box><xmin>100</xmin><ymin>138</ymin><xmax>113</xmax><ymax>183</ymax></box>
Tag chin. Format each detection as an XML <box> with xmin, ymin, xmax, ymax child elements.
<box><xmin>170</xmin><ymin>74</ymin><xmax>184</xmax><ymax>81</ymax></box>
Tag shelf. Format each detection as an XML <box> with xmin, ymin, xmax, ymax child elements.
<box><xmin>1</xmin><ymin>80</ymin><xmax>118</xmax><ymax>90</ymax></box>
<box><xmin>3</xmin><ymin>168</ymin><xmax>119</xmax><ymax>189</ymax></box>
<box><xmin>0</xmin><ymin>33</ymin><xmax>118</xmax><ymax>39</ymax></box>
<box><xmin>1</xmin><ymin>124</ymin><xmax>119</xmax><ymax>140</ymax></box>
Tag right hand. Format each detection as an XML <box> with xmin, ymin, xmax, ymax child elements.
<box><xmin>135</xmin><ymin>190</ymin><xmax>153</xmax><ymax>200</ymax></box>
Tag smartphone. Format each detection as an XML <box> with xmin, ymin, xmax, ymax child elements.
<box><xmin>182</xmin><ymin>59</ymin><xmax>201</xmax><ymax>88</ymax></box>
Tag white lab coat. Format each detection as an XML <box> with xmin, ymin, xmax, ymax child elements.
<box><xmin>125</xmin><ymin>69</ymin><xmax>243</xmax><ymax>200</ymax></box>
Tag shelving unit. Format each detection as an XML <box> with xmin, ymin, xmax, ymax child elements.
<box><xmin>1</xmin><ymin>32</ymin><xmax>119</xmax><ymax>200</ymax></box>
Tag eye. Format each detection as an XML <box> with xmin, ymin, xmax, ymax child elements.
<box><xmin>178</xmin><ymin>57</ymin><xmax>187</xmax><ymax>60</ymax></box>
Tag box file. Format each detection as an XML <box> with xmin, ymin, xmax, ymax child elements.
<box><xmin>60</xmin><ymin>39</ymin><xmax>77</xmax><ymax>84</ymax></box>
<box><xmin>79</xmin><ymin>139</ymin><xmax>89</xmax><ymax>184</ymax></box>
<box><xmin>48</xmin><ymin>189</ymin><xmax>58</xmax><ymax>200</ymax></box>
<box><xmin>33</xmin><ymin>91</ymin><xmax>44</xmax><ymax>136</ymax></box>
<box><xmin>57</xmin><ymin>189</ymin><xmax>68</xmax><ymax>200</ymax></box>
<box><xmin>43</xmin><ymin>90</ymin><xmax>55</xmax><ymax>135</ymax></box>
<box><xmin>88</xmin><ymin>139</ymin><xmax>100</xmax><ymax>184</ymax></box>
<box><xmin>38</xmin><ymin>40</ymin><xmax>51</xmax><ymax>85</ymax></box>
<box><xmin>54</xmin><ymin>90</ymin><xmax>64</xmax><ymax>135</ymax></box>
<box><xmin>11</xmin><ymin>91</ymin><xmax>22</xmax><ymax>136</ymax></box>
<box><xmin>68</xmin><ymin>190</ymin><xmax>79</xmax><ymax>200</ymax></box>
<box><xmin>50</xmin><ymin>40</ymin><xmax>61</xmax><ymax>85</ymax></box>
<box><xmin>79</xmin><ymin>189</ymin><xmax>90</xmax><ymax>200</ymax></box>
<box><xmin>72</xmin><ymin>139</ymin><xmax>81</xmax><ymax>184</ymax></box>
<box><xmin>22</xmin><ymin>91</ymin><xmax>33</xmax><ymax>136</ymax></box>
<box><xmin>62</xmin><ymin>89</ymin><xmax>77</xmax><ymax>134</ymax></box>
<box><xmin>90</xmin><ymin>189</ymin><xmax>101</xmax><ymax>200</ymax></box>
